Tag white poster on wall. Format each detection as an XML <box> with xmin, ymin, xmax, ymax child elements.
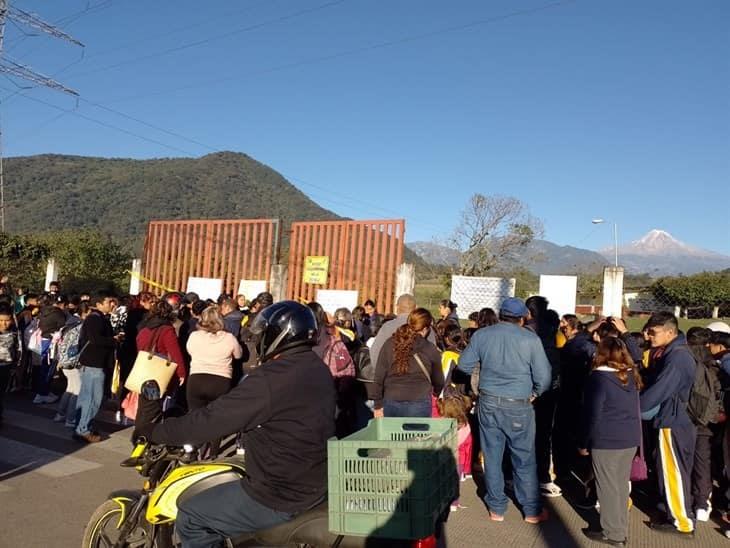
<box><xmin>237</xmin><ymin>280</ymin><xmax>267</xmax><ymax>300</ymax></box>
<box><xmin>450</xmin><ymin>275</ymin><xmax>516</xmax><ymax>318</ymax></box>
<box><xmin>187</xmin><ymin>277</ymin><xmax>223</xmax><ymax>301</ymax></box>
<box><xmin>315</xmin><ymin>289</ymin><xmax>359</xmax><ymax>316</ymax></box>
<box><xmin>538</xmin><ymin>275</ymin><xmax>578</xmax><ymax>317</ymax></box>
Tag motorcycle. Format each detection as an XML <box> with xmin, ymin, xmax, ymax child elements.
<box><xmin>82</xmin><ymin>382</ymin><xmax>445</xmax><ymax>548</ymax></box>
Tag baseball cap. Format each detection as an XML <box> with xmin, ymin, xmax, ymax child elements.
<box><xmin>500</xmin><ymin>297</ymin><xmax>529</xmax><ymax>318</ymax></box>
<box><xmin>707</xmin><ymin>321</ymin><xmax>730</xmax><ymax>334</ymax></box>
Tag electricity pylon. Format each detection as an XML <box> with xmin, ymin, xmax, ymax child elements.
<box><xmin>0</xmin><ymin>0</ymin><xmax>83</xmax><ymax>231</ymax></box>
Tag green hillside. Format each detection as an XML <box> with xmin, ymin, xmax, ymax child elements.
<box><xmin>2</xmin><ymin>151</ymin><xmax>425</xmax><ymax>268</ymax></box>
<box><xmin>3</xmin><ymin>152</ymin><xmax>341</xmax><ymax>252</ymax></box>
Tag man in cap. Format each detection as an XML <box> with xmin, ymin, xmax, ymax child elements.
<box><xmin>458</xmin><ymin>297</ymin><xmax>551</xmax><ymax>524</ymax></box>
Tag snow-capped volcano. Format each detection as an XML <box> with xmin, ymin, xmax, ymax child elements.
<box><xmin>601</xmin><ymin>229</ymin><xmax>730</xmax><ymax>275</ymax></box>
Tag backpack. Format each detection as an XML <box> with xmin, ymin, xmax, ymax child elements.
<box><xmin>352</xmin><ymin>345</ymin><xmax>374</xmax><ymax>382</ymax></box>
<box><xmin>687</xmin><ymin>359</ymin><xmax>723</xmax><ymax>426</ymax></box>
<box><xmin>323</xmin><ymin>336</ymin><xmax>355</xmax><ymax>378</ymax></box>
<box><xmin>57</xmin><ymin>323</ymin><xmax>87</xmax><ymax>369</ymax></box>
<box><xmin>26</xmin><ymin>318</ymin><xmax>43</xmax><ymax>355</ymax></box>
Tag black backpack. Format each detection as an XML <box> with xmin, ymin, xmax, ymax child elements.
<box><xmin>352</xmin><ymin>345</ymin><xmax>374</xmax><ymax>383</ymax></box>
<box><xmin>687</xmin><ymin>358</ymin><xmax>722</xmax><ymax>426</ymax></box>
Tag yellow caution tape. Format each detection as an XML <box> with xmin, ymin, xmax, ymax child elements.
<box><xmin>126</xmin><ymin>270</ymin><xmax>177</xmax><ymax>293</ymax></box>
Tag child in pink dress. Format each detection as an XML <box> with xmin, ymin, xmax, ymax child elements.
<box><xmin>437</xmin><ymin>395</ymin><xmax>474</xmax><ymax>510</ymax></box>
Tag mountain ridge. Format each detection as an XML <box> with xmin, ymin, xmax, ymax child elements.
<box><xmin>600</xmin><ymin>229</ymin><xmax>730</xmax><ymax>275</ymax></box>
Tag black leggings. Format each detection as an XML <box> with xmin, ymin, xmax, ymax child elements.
<box><xmin>186</xmin><ymin>374</ymin><xmax>231</xmax><ymax>411</ymax></box>
<box><xmin>186</xmin><ymin>374</ymin><xmax>231</xmax><ymax>457</ymax></box>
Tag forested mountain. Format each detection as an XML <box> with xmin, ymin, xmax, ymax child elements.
<box><xmin>3</xmin><ymin>152</ymin><xmax>340</xmax><ymax>251</ymax></box>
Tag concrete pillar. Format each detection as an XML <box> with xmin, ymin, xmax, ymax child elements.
<box><xmin>129</xmin><ymin>259</ymin><xmax>142</xmax><ymax>295</ymax></box>
<box><xmin>712</xmin><ymin>306</ymin><xmax>720</xmax><ymax>319</ymax></box>
<box><xmin>269</xmin><ymin>264</ymin><xmax>288</xmax><ymax>303</ymax></box>
<box><xmin>395</xmin><ymin>263</ymin><xmax>415</xmax><ymax>307</ymax></box>
<box><xmin>601</xmin><ymin>266</ymin><xmax>624</xmax><ymax>317</ymax></box>
<box><xmin>44</xmin><ymin>258</ymin><xmax>59</xmax><ymax>292</ymax></box>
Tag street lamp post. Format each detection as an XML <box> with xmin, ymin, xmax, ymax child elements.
<box><xmin>592</xmin><ymin>219</ymin><xmax>618</xmax><ymax>267</ymax></box>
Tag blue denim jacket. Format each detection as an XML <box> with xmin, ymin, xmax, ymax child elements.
<box><xmin>457</xmin><ymin>322</ymin><xmax>552</xmax><ymax>399</ymax></box>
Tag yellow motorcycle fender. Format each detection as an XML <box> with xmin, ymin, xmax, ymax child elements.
<box><xmin>146</xmin><ymin>463</ymin><xmax>245</xmax><ymax>525</ymax></box>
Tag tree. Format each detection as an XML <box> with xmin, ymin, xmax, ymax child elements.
<box><xmin>0</xmin><ymin>233</ymin><xmax>49</xmax><ymax>290</ymax></box>
<box><xmin>0</xmin><ymin>229</ymin><xmax>132</xmax><ymax>294</ymax></box>
<box><xmin>449</xmin><ymin>194</ymin><xmax>544</xmax><ymax>276</ymax></box>
<box><xmin>37</xmin><ymin>229</ymin><xmax>132</xmax><ymax>294</ymax></box>
<box><xmin>651</xmin><ymin>272</ymin><xmax>730</xmax><ymax>309</ymax></box>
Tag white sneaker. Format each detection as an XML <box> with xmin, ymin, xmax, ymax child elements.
<box><xmin>52</xmin><ymin>413</ymin><xmax>65</xmax><ymax>423</ymax></box>
<box><xmin>696</xmin><ymin>508</ymin><xmax>710</xmax><ymax>522</ymax></box>
<box><xmin>33</xmin><ymin>394</ymin><xmax>44</xmax><ymax>404</ymax></box>
<box><xmin>540</xmin><ymin>482</ymin><xmax>563</xmax><ymax>497</ymax></box>
<box><xmin>44</xmin><ymin>394</ymin><xmax>58</xmax><ymax>404</ymax></box>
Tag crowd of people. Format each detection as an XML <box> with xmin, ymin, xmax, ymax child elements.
<box><xmin>1</xmin><ymin>281</ymin><xmax>730</xmax><ymax>546</ymax></box>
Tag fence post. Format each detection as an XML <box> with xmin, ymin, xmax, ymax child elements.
<box><xmin>601</xmin><ymin>266</ymin><xmax>624</xmax><ymax>317</ymax></box>
<box><xmin>129</xmin><ymin>259</ymin><xmax>142</xmax><ymax>295</ymax></box>
<box><xmin>44</xmin><ymin>258</ymin><xmax>59</xmax><ymax>292</ymax></box>
<box><xmin>395</xmin><ymin>263</ymin><xmax>415</xmax><ymax>309</ymax></box>
<box><xmin>269</xmin><ymin>264</ymin><xmax>288</xmax><ymax>303</ymax></box>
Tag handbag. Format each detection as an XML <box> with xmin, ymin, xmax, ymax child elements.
<box><xmin>630</xmin><ymin>395</ymin><xmax>648</xmax><ymax>482</ymax></box>
<box><xmin>121</xmin><ymin>391</ymin><xmax>139</xmax><ymax>420</ymax></box>
<box><xmin>124</xmin><ymin>327</ymin><xmax>178</xmax><ymax>395</ymax></box>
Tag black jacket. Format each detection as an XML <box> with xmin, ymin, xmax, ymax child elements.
<box><xmin>78</xmin><ymin>310</ymin><xmax>115</xmax><ymax>370</ymax></box>
<box><xmin>151</xmin><ymin>347</ymin><xmax>336</xmax><ymax>513</ymax></box>
<box><xmin>39</xmin><ymin>305</ymin><xmax>67</xmax><ymax>338</ymax></box>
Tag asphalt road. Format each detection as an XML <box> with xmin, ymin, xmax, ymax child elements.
<box><xmin>1</xmin><ymin>393</ymin><xmax>728</xmax><ymax>548</ymax></box>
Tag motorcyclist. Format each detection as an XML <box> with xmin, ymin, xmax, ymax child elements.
<box><xmin>140</xmin><ymin>300</ymin><xmax>336</xmax><ymax>548</ymax></box>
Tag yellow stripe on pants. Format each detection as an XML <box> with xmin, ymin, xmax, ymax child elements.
<box><xmin>659</xmin><ymin>428</ymin><xmax>693</xmax><ymax>533</ymax></box>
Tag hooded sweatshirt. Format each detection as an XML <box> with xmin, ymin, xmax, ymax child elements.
<box><xmin>580</xmin><ymin>367</ymin><xmax>641</xmax><ymax>450</ymax></box>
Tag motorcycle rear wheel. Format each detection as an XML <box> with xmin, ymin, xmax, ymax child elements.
<box><xmin>82</xmin><ymin>499</ymin><xmax>172</xmax><ymax>548</ymax></box>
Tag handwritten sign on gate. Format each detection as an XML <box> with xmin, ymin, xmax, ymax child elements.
<box><xmin>303</xmin><ymin>256</ymin><xmax>330</xmax><ymax>285</ymax></box>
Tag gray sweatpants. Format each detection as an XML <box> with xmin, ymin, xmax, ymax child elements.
<box><xmin>592</xmin><ymin>447</ymin><xmax>635</xmax><ymax>542</ymax></box>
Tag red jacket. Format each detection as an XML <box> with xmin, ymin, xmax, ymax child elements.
<box><xmin>136</xmin><ymin>325</ymin><xmax>186</xmax><ymax>382</ymax></box>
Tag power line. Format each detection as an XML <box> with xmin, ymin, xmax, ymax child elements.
<box><xmin>0</xmin><ymin>0</ymin><xmax>83</xmax><ymax>232</ymax></box>
<box><xmin>104</xmin><ymin>0</ymin><xmax>575</xmax><ymax>105</ymax></box>
<box><xmin>63</xmin><ymin>0</ymin><xmax>347</xmax><ymax>80</ymax></box>
<box><xmin>0</xmin><ymin>85</ymin><xmax>197</xmax><ymax>155</ymax></box>
<box><xmin>1</xmin><ymin>1</ymin><xmax>575</xmax><ymax>235</ymax></box>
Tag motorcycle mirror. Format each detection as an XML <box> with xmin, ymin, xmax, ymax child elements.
<box><xmin>141</xmin><ymin>380</ymin><xmax>162</xmax><ymax>401</ymax></box>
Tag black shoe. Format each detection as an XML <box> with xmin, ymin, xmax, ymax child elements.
<box><xmin>582</xmin><ymin>528</ymin><xmax>626</xmax><ymax>546</ymax></box>
<box><xmin>648</xmin><ymin>521</ymin><xmax>694</xmax><ymax>538</ymax></box>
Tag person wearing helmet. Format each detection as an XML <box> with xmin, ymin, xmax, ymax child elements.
<box><xmin>142</xmin><ymin>301</ymin><xmax>336</xmax><ymax>547</ymax></box>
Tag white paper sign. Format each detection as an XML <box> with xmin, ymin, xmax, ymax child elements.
<box><xmin>450</xmin><ymin>275</ymin><xmax>516</xmax><ymax>318</ymax></box>
<box><xmin>538</xmin><ymin>275</ymin><xmax>578</xmax><ymax>317</ymax></box>
<box><xmin>237</xmin><ymin>280</ymin><xmax>267</xmax><ymax>300</ymax></box>
<box><xmin>187</xmin><ymin>277</ymin><xmax>223</xmax><ymax>301</ymax></box>
<box><xmin>315</xmin><ymin>289</ymin><xmax>359</xmax><ymax>316</ymax></box>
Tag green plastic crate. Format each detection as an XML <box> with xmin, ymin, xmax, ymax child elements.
<box><xmin>328</xmin><ymin>417</ymin><xmax>458</xmax><ymax>539</ymax></box>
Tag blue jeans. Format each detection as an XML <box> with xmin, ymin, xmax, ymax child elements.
<box><xmin>383</xmin><ymin>397</ymin><xmax>431</xmax><ymax>418</ymax></box>
<box><xmin>478</xmin><ymin>394</ymin><xmax>541</xmax><ymax>517</ymax></box>
<box><xmin>75</xmin><ymin>366</ymin><xmax>105</xmax><ymax>435</ymax></box>
<box><xmin>176</xmin><ymin>479</ymin><xmax>292</xmax><ymax>548</ymax></box>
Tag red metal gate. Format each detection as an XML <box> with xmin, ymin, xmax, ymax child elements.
<box><xmin>142</xmin><ymin>219</ymin><xmax>279</xmax><ymax>295</ymax></box>
<box><xmin>287</xmin><ymin>219</ymin><xmax>405</xmax><ymax>313</ymax></box>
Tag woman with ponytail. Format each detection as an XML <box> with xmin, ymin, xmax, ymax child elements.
<box><xmin>372</xmin><ymin>308</ymin><xmax>444</xmax><ymax>418</ymax></box>
<box><xmin>578</xmin><ymin>336</ymin><xmax>643</xmax><ymax>546</ymax></box>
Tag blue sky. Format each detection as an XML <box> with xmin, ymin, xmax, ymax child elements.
<box><xmin>2</xmin><ymin>0</ymin><xmax>729</xmax><ymax>254</ymax></box>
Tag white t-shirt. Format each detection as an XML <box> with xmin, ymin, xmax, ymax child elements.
<box><xmin>187</xmin><ymin>330</ymin><xmax>243</xmax><ymax>379</ymax></box>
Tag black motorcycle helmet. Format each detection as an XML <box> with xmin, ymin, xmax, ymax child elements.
<box><xmin>249</xmin><ymin>300</ymin><xmax>318</xmax><ymax>363</ymax></box>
